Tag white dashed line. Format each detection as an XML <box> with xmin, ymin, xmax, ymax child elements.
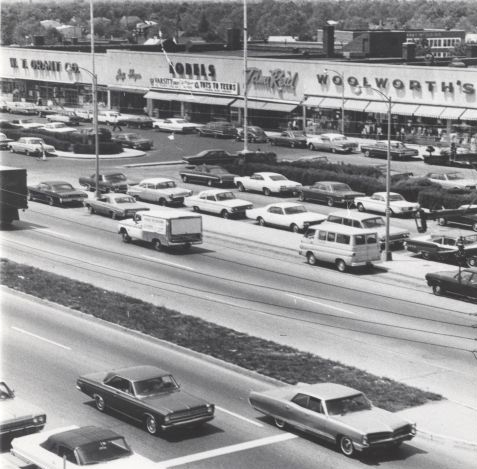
<box><xmin>140</xmin><ymin>255</ymin><xmax>195</xmax><ymax>271</ymax></box>
<box><xmin>286</xmin><ymin>294</ymin><xmax>358</xmax><ymax>316</ymax></box>
<box><xmin>12</xmin><ymin>326</ymin><xmax>71</xmax><ymax>350</ymax></box>
<box><xmin>216</xmin><ymin>406</ymin><xmax>264</xmax><ymax>427</ymax></box>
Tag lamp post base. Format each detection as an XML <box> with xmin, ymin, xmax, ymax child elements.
<box><xmin>381</xmin><ymin>251</ymin><xmax>393</xmax><ymax>262</ymax></box>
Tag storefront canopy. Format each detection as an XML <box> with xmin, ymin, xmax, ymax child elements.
<box><xmin>304</xmin><ymin>96</ymin><xmax>324</xmax><ymax>107</ymax></box>
<box><xmin>144</xmin><ymin>90</ymin><xmax>236</xmax><ymax>106</ymax></box>
<box><xmin>109</xmin><ymin>85</ymin><xmax>148</xmax><ymax>94</ymax></box>
<box><xmin>318</xmin><ymin>97</ymin><xmax>343</xmax><ymax>109</ymax></box>
<box><xmin>438</xmin><ymin>108</ymin><xmax>466</xmax><ymax>120</ymax></box>
<box><xmin>344</xmin><ymin>99</ymin><xmax>370</xmax><ymax>112</ymax></box>
<box><xmin>231</xmin><ymin>99</ymin><xmax>269</xmax><ymax>110</ymax></box>
<box><xmin>391</xmin><ymin>103</ymin><xmax>419</xmax><ymax>116</ymax></box>
<box><xmin>364</xmin><ymin>101</ymin><xmax>390</xmax><ymax>114</ymax></box>
<box><xmin>231</xmin><ymin>99</ymin><xmax>298</xmax><ymax>113</ymax></box>
<box><xmin>460</xmin><ymin>108</ymin><xmax>477</xmax><ymax>121</ymax></box>
<box><xmin>413</xmin><ymin>105</ymin><xmax>446</xmax><ymax>118</ymax></box>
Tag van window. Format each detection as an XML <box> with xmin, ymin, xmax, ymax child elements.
<box><xmin>366</xmin><ymin>234</ymin><xmax>377</xmax><ymax>244</ymax></box>
<box><xmin>354</xmin><ymin>234</ymin><xmax>366</xmax><ymax>245</ymax></box>
<box><xmin>318</xmin><ymin>231</ymin><xmax>327</xmax><ymax>241</ymax></box>
<box><xmin>336</xmin><ymin>233</ymin><xmax>350</xmax><ymax>244</ymax></box>
<box><xmin>327</xmin><ymin>232</ymin><xmax>336</xmax><ymax>242</ymax></box>
<box><xmin>353</xmin><ymin>220</ymin><xmax>361</xmax><ymax>228</ymax></box>
<box><xmin>304</xmin><ymin>228</ymin><xmax>316</xmax><ymax>239</ymax></box>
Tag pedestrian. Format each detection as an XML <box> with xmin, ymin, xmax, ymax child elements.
<box><xmin>376</xmin><ymin>125</ymin><xmax>383</xmax><ymax>140</ymax></box>
<box><xmin>112</xmin><ymin>119</ymin><xmax>122</xmax><ymax>132</ymax></box>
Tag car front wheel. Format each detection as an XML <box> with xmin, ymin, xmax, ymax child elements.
<box><xmin>472</xmin><ymin>222</ymin><xmax>477</xmax><ymax>232</ymax></box>
<box><xmin>357</xmin><ymin>203</ymin><xmax>365</xmax><ymax>212</ymax></box>
<box><xmin>263</xmin><ymin>187</ymin><xmax>271</xmax><ymax>196</ymax></box>
<box><xmin>338</xmin><ymin>435</ymin><xmax>355</xmax><ymax>457</ymax></box>
<box><xmin>153</xmin><ymin>239</ymin><xmax>162</xmax><ymax>251</ymax></box>
<box><xmin>48</xmin><ymin>197</ymin><xmax>55</xmax><ymax>206</ymax></box>
<box><xmin>257</xmin><ymin>217</ymin><xmax>266</xmax><ymax>226</ymax></box>
<box><xmin>327</xmin><ymin>198</ymin><xmax>334</xmax><ymax>207</ymax></box>
<box><xmin>122</xmin><ymin>231</ymin><xmax>131</xmax><ymax>243</ymax></box>
<box><xmin>145</xmin><ymin>415</ymin><xmax>159</xmax><ymax>435</ymax></box>
<box><xmin>237</xmin><ymin>182</ymin><xmax>246</xmax><ymax>192</ymax></box>
<box><xmin>94</xmin><ymin>394</ymin><xmax>106</xmax><ymax>412</ymax></box>
<box><xmin>306</xmin><ymin>252</ymin><xmax>317</xmax><ymax>265</ymax></box>
<box><xmin>221</xmin><ymin>210</ymin><xmax>230</xmax><ymax>219</ymax></box>
<box><xmin>364</xmin><ymin>150</ymin><xmax>371</xmax><ymax>158</ymax></box>
<box><xmin>336</xmin><ymin>259</ymin><xmax>347</xmax><ymax>272</ymax></box>
<box><xmin>290</xmin><ymin>223</ymin><xmax>299</xmax><ymax>233</ymax></box>
<box><xmin>432</xmin><ymin>284</ymin><xmax>444</xmax><ymax>296</ymax></box>
<box><xmin>438</xmin><ymin>218</ymin><xmax>447</xmax><ymax>226</ymax></box>
<box><xmin>274</xmin><ymin>417</ymin><xmax>286</xmax><ymax>429</ymax></box>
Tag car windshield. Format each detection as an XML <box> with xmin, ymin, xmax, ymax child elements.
<box><xmin>134</xmin><ymin>375</ymin><xmax>179</xmax><ymax>396</ymax></box>
<box><xmin>331</xmin><ymin>183</ymin><xmax>352</xmax><ymax>191</ymax></box>
<box><xmin>50</xmin><ymin>123</ymin><xmax>66</xmax><ymax>127</ymax></box>
<box><xmin>156</xmin><ymin>181</ymin><xmax>176</xmax><ymax>189</ymax></box>
<box><xmin>105</xmin><ymin>174</ymin><xmax>127</xmax><ymax>182</ymax></box>
<box><xmin>0</xmin><ymin>382</ymin><xmax>13</xmax><ymax>399</ymax></box>
<box><xmin>284</xmin><ymin>205</ymin><xmax>307</xmax><ymax>214</ymax></box>
<box><xmin>29</xmin><ymin>139</ymin><xmax>44</xmax><ymax>144</ymax></box>
<box><xmin>326</xmin><ymin>394</ymin><xmax>371</xmax><ymax>415</ymax></box>
<box><xmin>389</xmin><ymin>194</ymin><xmax>405</xmax><ymax>201</ymax></box>
<box><xmin>76</xmin><ymin>437</ymin><xmax>132</xmax><ymax>465</ymax></box>
<box><xmin>362</xmin><ymin>217</ymin><xmax>385</xmax><ymax>228</ymax></box>
<box><xmin>175</xmin><ymin>119</ymin><xmax>188</xmax><ymax>124</ymax></box>
<box><xmin>216</xmin><ymin>191</ymin><xmax>235</xmax><ymax>201</ymax></box>
<box><xmin>269</xmin><ymin>175</ymin><xmax>287</xmax><ymax>181</ymax></box>
<box><xmin>446</xmin><ymin>173</ymin><xmax>464</xmax><ymax>180</ymax></box>
<box><xmin>290</xmin><ymin>131</ymin><xmax>306</xmax><ymax>137</ymax></box>
<box><xmin>209</xmin><ymin>168</ymin><xmax>228</xmax><ymax>174</ymax></box>
<box><xmin>51</xmin><ymin>183</ymin><xmax>74</xmax><ymax>191</ymax></box>
<box><xmin>19</xmin><ymin>119</ymin><xmax>33</xmax><ymax>123</ymax></box>
<box><xmin>115</xmin><ymin>196</ymin><xmax>136</xmax><ymax>204</ymax></box>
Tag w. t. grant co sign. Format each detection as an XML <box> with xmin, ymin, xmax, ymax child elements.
<box><xmin>149</xmin><ymin>77</ymin><xmax>238</xmax><ymax>95</ymax></box>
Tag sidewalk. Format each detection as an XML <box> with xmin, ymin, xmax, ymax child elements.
<box><xmin>55</xmin><ymin>148</ymin><xmax>145</xmax><ymax>159</ymax></box>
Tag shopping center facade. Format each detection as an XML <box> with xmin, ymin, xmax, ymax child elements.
<box><xmin>1</xmin><ymin>46</ymin><xmax>476</xmax><ymax>137</ymax></box>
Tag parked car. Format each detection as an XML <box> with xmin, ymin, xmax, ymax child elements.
<box><xmin>9</xmin><ymin>119</ymin><xmax>44</xmax><ymax>129</ymax></box>
<box><xmin>46</xmin><ymin>110</ymin><xmax>81</xmax><ymax>125</ymax></box>
<box><xmin>35</xmin><ymin>105</ymin><xmax>62</xmax><ymax>118</ymax></box>
<box><xmin>40</xmin><ymin>122</ymin><xmax>77</xmax><ymax>133</ymax></box>
<box><xmin>97</xmin><ymin>111</ymin><xmax>126</xmax><ymax>125</ymax></box>
<box><xmin>76</xmin><ymin>365</ymin><xmax>215</xmax><ymax>434</ymax></box>
<box><xmin>281</xmin><ymin>155</ymin><xmax>330</xmax><ymax>164</ymax></box>
<box><xmin>0</xmin><ymin>132</ymin><xmax>13</xmax><ymax>149</ymax></box>
<box><xmin>182</xmin><ymin>149</ymin><xmax>236</xmax><ymax>165</ymax></box>
<box><xmin>10</xmin><ymin>425</ymin><xmax>157</xmax><ymax>468</ymax></box>
<box><xmin>77</xmin><ymin>126</ymin><xmax>112</xmax><ymax>140</ymax></box>
<box><xmin>28</xmin><ymin>181</ymin><xmax>88</xmax><ymax>206</ymax></box>
<box><xmin>369</xmin><ymin>164</ymin><xmax>414</xmax><ymax>182</ymax></box>
<box><xmin>120</xmin><ymin>113</ymin><xmax>154</xmax><ymax>129</ymax></box>
<box><xmin>327</xmin><ymin>210</ymin><xmax>410</xmax><ymax>250</ymax></box>
<box><xmin>354</xmin><ymin>192</ymin><xmax>420</xmax><ymax>216</ymax></box>
<box><xmin>184</xmin><ymin>189</ymin><xmax>253</xmax><ymax>218</ymax></box>
<box><xmin>79</xmin><ymin>171</ymin><xmax>135</xmax><ymax>193</ymax></box>
<box><xmin>298</xmin><ymin>181</ymin><xmax>364</xmax><ymax>207</ymax></box>
<box><xmin>5</xmin><ymin>101</ymin><xmax>37</xmax><ymax>115</ymax></box>
<box><xmin>306</xmin><ymin>133</ymin><xmax>358</xmax><ymax>153</ymax></box>
<box><xmin>234</xmin><ymin>172</ymin><xmax>302</xmax><ymax>196</ymax></box>
<box><xmin>153</xmin><ymin>117</ymin><xmax>203</xmax><ymax>133</ymax></box>
<box><xmin>75</xmin><ymin>108</ymin><xmax>93</xmax><ymax>122</ymax></box>
<box><xmin>198</xmin><ymin>121</ymin><xmax>238</xmax><ymax>138</ymax></box>
<box><xmin>8</xmin><ymin>137</ymin><xmax>56</xmax><ymax>156</ymax></box>
<box><xmin>269</xmin><ymin>130</ymin><xmax>307</xmax><ymax>148</ymax></box>
<box><xmin>249</xmin><ymin>382</ymin><xmax>416</xmax><ymax>457</ymax></box>
<box><xmin>111</xmin><ymin>132</ymin><xmax>153</xmax><ymax>150</ymax></box>
<box><xmin>246</xmin><ymin>202</ymin><xmax>326</xmax><ymax>232</ymax></box>
<box><xmin>84</xmin><ymin>193</ymin><xmax>149</xmax><ymax>219</ymax></box>
<box><xmin>236</xmin><ymin>125</ymin><xmax>268</xmax><ymax>143</ymax></box>
<box><xmin>405</xmin><ymin>231</ymin><xmax>477</xmax><ymax>266</ymax></box>
<box><xmin>424</xmin><ymin>171</ymin><xmax>477</xmax><ymax>190</ymax></box>
<box><xmin>179</xmin><ymin>164</ymin><xmax>238</xmax><ymax>186</ymax></box>
<box><xmin>127</xmin><ymin>177</ymin><xmax>192</xmax><ymax>206</ymax></box>
<box><xmin>360</xmin><ymin>140</ymin><xmax>419</xmax><ymax>160</ymax></box>
<box><xmin>437</xmin><ymin>204</ymin><xmax>477</xmax><ymax>232</ymax></box>
<box><xmin>425</xmin><ymin>269</ymin><xmax>477</xmax><ymax>299</ymax></box>
<box><xmin>0</xmin><ymin>381</ymin><xmax>46</xmax><ymax>443</ymax></box>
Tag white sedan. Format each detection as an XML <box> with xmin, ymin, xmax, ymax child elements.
<box><xmin>8</xmin><ymin>137</ymin><xmax>56</xmax><ymax>156</ymax></box>
<box><xmin>40</xmin><ymin>122</ymin><xmax>77</xmax><ymax>133</ymax></box>
<box><xmin>354</xmin><ymin>192</ymin><xmax>420</xmax><ymax>216</ymax></box>
<box><xmin>306</xmin><ymin>133</ymin><xmax>359</xmax><ymax>153</ymax></box>
<box><xmin>234</xmin><ymin>172</ymin><xmax>302</xmax><ymax>196</ymax></box>
<box><xmin>127</xmin><ymin>177</ymin><xmax>192</xmax><ymax>206</ymax></box>
<box><xmin>10</xmin><ymin>119</ymin><xmax>44</xmax><ymax>129</ymax></box>
<box><xmin>246</xmin><ymin>202</ymin><xmax>327</xmax><ymax>232</ymax></box>
<box><xmin>153</xmin><ymin>117</ymin><xmax>204</xmax><ymax>133</ymax></box>
<box><xmin>184</xmin><ymin>189</ymin><xmax>253</xmax><ymax>218</ymax></box>
<box><xmin>424</xmin><ymin>171</ymin><xmax>477</xmax><ymax>190</ymax></box>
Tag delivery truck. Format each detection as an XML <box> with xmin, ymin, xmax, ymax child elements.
<box><xmin>118</xmin><ymin>208</ymin><xmax>202</xmax><ymax>251</ymax></box>
<box><xmin>0</xmin><ymin>166</ymin><xmax>28</xmax><ymax>227</ymax></box>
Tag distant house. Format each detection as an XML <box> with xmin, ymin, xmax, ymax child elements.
<box><xmin>267</xmin><ymin>36</ymin><xmax>297</xmax><ymax>43</ymax></box>
<box><xmin>119</xmin><ymin>16</ymin><xmax>142</xmax><ymax>28</ymax></box>
<box><xmin>56</xmin><ymin>25</ymin><xmax>82</xmax><ymax>40</ymax></box>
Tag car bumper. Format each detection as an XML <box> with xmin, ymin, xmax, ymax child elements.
<box><xmin>161</xmin><ymin>415</ymin><xmax>214</xmax><ymax>430</ymax></box>
<box><xmin>0</xmin><ymin>421</ymin><xmax>46</xmax><ymax>439</ymax></box>
<box><xmin>59</xmin><ymin>197</ymin><xmax>87</xmax><ymax>204</ymax></box>
<box><xmin>354</xmin><ymin>433</ymin><xmax>415</xmax><ymax>452</ymax></box>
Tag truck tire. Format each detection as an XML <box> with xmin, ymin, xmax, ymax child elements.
<box><xmin>221</xmin><ymin>210</ymin><xmax>230</xmax><ymax>219</ymax></box>
<box><xmin>357</xmin><ymin>203</ymin><xmax>365</xmax><ymax>212</ymax></box>
<box><xmin>152</xmin><ymin>239</ymin><xmax>162</xmax><ymax>251</ymax></box>
<box><xmin>306</xmin><ymin>252</ymin><xmax>317</xmax><ymax>265</ymax></box>
<box><xmin>336</xmin><ymin>259</ymin><xmax>347</xmax><ymax>272</ymax></box>
<box><xmin>88</xmin><ymin>206</ymin><xmax>95</xmax><ymax>214</ymax></box>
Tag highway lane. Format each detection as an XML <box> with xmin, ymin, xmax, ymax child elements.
<box><xmin>2</xmin><ymin>290</ymin><xmax>475</xmax><ymax>469</ymax></box>
<box><xmin>2</xmin><ymin>202</ymin><xmax>476</xmax><ymax>408</ymax></box>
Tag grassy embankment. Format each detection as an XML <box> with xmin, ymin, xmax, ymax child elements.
<box><xmin>1</xmin><ymin>258</ymin><xmax>441</xmax><ymax>412</ymax></box>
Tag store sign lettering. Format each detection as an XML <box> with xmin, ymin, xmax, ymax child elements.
<box><xmin>150</xmin><ymin>77</ymin><xmax>238</xmax><ymax>95</ymax></box>
<box><xmin>317</xmin><ymin>73</ymin><xmax>475</xmax><ymax>94</ymax></box>
<box><xmin>246</xmin><ymin>68</ymin><xmax>298</xmax><ymax>94</ymax></box>
<box><xmin>116</xmin><ymin>68</ymin><xmax>142</xmax><ymax>82</ymax></box>
<box><xmin>170</xmin><ymin>62</ymin><xmax>216</xmax><ymax>80</ymax></box>
<box><xmin>9</xmin><ymin>57</ymin><xmax>79</xmax><ymax>73</ymax></box>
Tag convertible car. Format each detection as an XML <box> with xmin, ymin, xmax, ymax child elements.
<box><xmin>76</xmin><ymin>365</ymin><xmax>214</xmax><ymax>435</ymax></box>
<box><xmin>249</xmin><ymin>382</ymin><xmax>416</xmax><ymax>457</ymax></box>
<box><xmin>11</xmin><ymin>425</ymin><xmax>157</xmax><ymax>468</ymax></box>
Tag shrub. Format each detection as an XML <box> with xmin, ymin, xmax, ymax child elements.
<box><xmin>390</xmin><ymin>178</ymin><xmax>440</xmax><ymax>202</ymax></box>
<box><xmin>418</xmin><ymin>188</ymin><xmax>477</xmax><ymax>209</ymax></box>
<box><xmin>72</xmin><ymin>142</ymin><xmax>123</xmax><ymax>155</ymax></box>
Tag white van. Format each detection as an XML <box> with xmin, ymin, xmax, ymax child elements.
<box><xmin>299</xmin><ymin>221</ymin><xmax>381</xmax><ymax>272</ymax></box>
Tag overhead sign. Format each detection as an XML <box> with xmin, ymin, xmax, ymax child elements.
<box><xmin>149</xmin><ymin>77</ymin><xmax>238</xmax><ymax>95</ymax></box>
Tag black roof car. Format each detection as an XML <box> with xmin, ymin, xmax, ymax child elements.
<box><xmin>182</xmin><ymin>149</ymin><xmax>236</xmax><ymax>164</ymax></box>
<box><xmin>179</xmin><ymin>165</ymin><xmax>237</xmax><ymax>185</ymax></box>
<box><xmin>437</xmin><ymin>204</ymin><xmax>477</xmax><ymax>232</ymax></box>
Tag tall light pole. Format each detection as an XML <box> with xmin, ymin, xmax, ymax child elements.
<box><xmin>365</xmin><ymin>86</ymin><xmax>392</xmax><ymax>261</ymax></box>
<box><xmin>324</xmin><ymin>68</ymin><xmax>345</xmax><ymax>135</ymax></box>
<box><xmin>90</xmin><ymin>0</ymin><xmax>100</xmax><ymax>198</ymax></box>
<box><xmin>243</xmin><ymin>0</ymin><xmax>248</xmax><ymax>153</ymax></box>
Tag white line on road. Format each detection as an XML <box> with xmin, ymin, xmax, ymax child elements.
<box><xmin>140</xmin><ymin>255</ymin><xmax>195</xmax><ymax>271</ymax></box>
<box><xmin>11</xmin><ymin>326</ymin><xmax>71</xmax><ymax>350</ymax></box>
<box><xmin>286</xmin><ymin>294</ymin><xmax>358</xmax><ymax>316</ymax></box>
<box><xmin>37</xmin><ymin>228</ymin><xmax>72</xmax><ymax>238</ymax></box>
<box><xmin>216</xmin><ymin>406</ymin><xmax>264</xmax><ymax>427</ymax></box>
<box><xmin>157</xmin><ymin>433</ymin><xmax>297</xmax><ymax>467</ymax></box>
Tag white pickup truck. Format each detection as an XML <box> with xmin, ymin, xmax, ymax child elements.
<box><xmin>234</xmin><ymin>172</ymin><xmax>302</xmax><ymax>196</ymax></box>
<box><xmin>118</xmin><ymin>208</ymin><xmax>202</xmax><ymax>251</ymax></box>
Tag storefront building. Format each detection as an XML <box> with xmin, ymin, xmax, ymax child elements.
<box><xmin>1</xmin><ymin>46</ymin><xmax>476</xmax><ymax>141</ymax></box>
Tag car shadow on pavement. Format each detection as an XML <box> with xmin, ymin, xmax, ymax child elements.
<box><xmin>305</xmin><ymin>259</ymin><xmax>384</xmax><ymax>276</ymax></box>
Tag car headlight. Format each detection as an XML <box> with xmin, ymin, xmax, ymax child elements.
<box><xmin>362</xmin><ymin>435</ymin><xmax>369</xmax><ymax>446</ymax></box>
<box><xmin>33</xmin><ymin>415</ymin><xmax>46</xmax><ymax>424</ymax></box>
<box><xmin>411</xmin><ymin>423</ymin><xmax>417</xmax><ymax>434</ymax></box>
<box><xmin>169</xmin><ymin>194</ymin><xmax>175</xmax><ymax>199</ymax></box>
<box><xmin>206</xmin><ymin>404</ymin><xmax>214</xmax><ymax>414</ymax></box>
<box><xmin>163</xmin><ymin>415</ymin><xmax>170</xmax><ymax>423</ymax></box>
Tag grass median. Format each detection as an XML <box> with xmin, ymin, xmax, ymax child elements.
<box><xmin>1</xmin><ymin>258</ymin><xmax>441</xmax><ymax>412</ymax></box>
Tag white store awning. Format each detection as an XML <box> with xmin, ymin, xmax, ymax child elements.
<box><xmin>457</xmin><ymin>108</ymin><xmax>477</xmax><ymax>121</ymax></box>
<box><xmin>260</xmin><ymin>102</ymin><xmax>298</xmax><ymax>112</ymax></box>
<box><xmin>304</xmin><ymin>96</ymin><xmax>324</xmax><ymax>107</ymax></box>
<box><xmin>144</xmin><ymin>90</ymin><xmax>236</xmax><ymax>106</ymax></box>
<box><xmin>318</xmin><ymin>97</ymin><xmax>344</xmax><ymax>109</ymax></box>
<box><xmin>231</xmin><ymin>99</ymin><xmax>268</xmax><ymax>110</ymax></box>
<box><xmin>364</xmin><ymin>101</ymin><xmax>390</xmax><ymax>114</ymax></box>
<box><xmin>438</xmin><ymin>108</ymin><xmax>466</xmax><ymax>120</ymax></box>
<box><xmin>413</xmin><ymin>105</ymin><xmax>446</xmax><ymax>118</ymax></box>
<box><xmin>344</xmin><ymin>99</ymin><xmax>370</xmax><ymax>112</ymax></box>
<box><xmin>391</xmin><ymin>103</ymin><xmax>419</xmax><ymax>116</ymax></box>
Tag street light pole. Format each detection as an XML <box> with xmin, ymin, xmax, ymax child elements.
<box><xmin>324</xmin><ymin>68</ymin><xmax>345</xmax><ymax>135</ymax></box>
<box><xmin>90</xmin><ymin>0</ymin><xmax>100</xmax><ymax>199</ymax></box>
<box><xmin>243</xmin><ymin>0</ymin><xmax>248</xmax><ymax>153</ymax></box>
<box><xmin>366</xmin><ymin>86</ymin><xmax>392</xmax><ymax>261</ymax></box>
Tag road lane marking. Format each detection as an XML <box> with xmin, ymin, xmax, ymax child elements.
<box><xmin>216</xmin><ymin>406</ymin><xmax>264</xmax><ymax>427</ymax></box>
<box><xmin>140</xmin><ymin>255</ymin><xmax>195</xmax><ymax>271</ymax></box>
<box><xmin>157</xmin><ymin>433</ymin><xmax>297</xmax><ymax>467</ymax></box>
<box><xmin>37</xmin><ymin>228</ymin><xmax>72</xmax><ymax>239</ymax></box>
<box><xmin>286</xmin><ymin>294</ymin><xmax>357</xmax><ymax>316</ymax></box>
<box><xmin>11</xmin><ymin>326</ymin><xmax>71</xmax><ymax>350</ymax></box>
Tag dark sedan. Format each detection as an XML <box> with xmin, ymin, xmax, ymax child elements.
<box><xmin>298</xmin><ymin>181</ymin><xmax>364</xmax><ymax>207</ymax></box>
<box><xmin>180</xmin><ymin>164</ymin><xmax>238</xmax><ymax>186</ymax></box>
<box><xmin>236</xmin><ymin>126</ymin><xmax>269</xmax><ymax>143</ymax></box>
<box><xmin>79</xmin><ymin>171</ymin><xmax>135</xmax><ymax>193</ymax></box>
<box><xmin>182</xmin><ymin>149</ymin><xmax>237</xmax><ymax>165</ymax></box>
<box><xmin>361</xmin><ymin>141</ymin><xmax>419</xmax><ymax>160</ymax></box>
<box><xmin>28</xmin><ymin>181</ymin><xmax>88</xmax><ymax>206</ymax></box>
<box><xmin>426</xmin><ymin>269</ymin><xmax>477</xmax><ymax>299</ymax></box>
<box><xmin>76</xmin><ymin>365</ymin><xmax>215</xmax><ymax>435</ymax></box>
<box><xmin>269</xmin><ymin>130</ymin><xmax>307</xmax><ymax>148</ymax></box>
<box><xmin>437</xmin><ymin>204</ymin><xmax>477</xmax><ymax>232</ymax></box>
<box><xmin>112</xmin><ymin>133</ymin><xmax>153</xmax><ymax>150</ymax></box>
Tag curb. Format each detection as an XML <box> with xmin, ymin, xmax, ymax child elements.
<box><xmin>55</xmin><ymin>149</ymin><xmax>145</xmax><ymax>159</ymax></box>
<box><xmin>123</xmin><ymin>160</ymin><xmax>184</xmax><ymax>167</ymax></box>
<box><xmin>417</xmin><ymin>428</ymin><xmax>477</xmax><ymax>449</ymax></box>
